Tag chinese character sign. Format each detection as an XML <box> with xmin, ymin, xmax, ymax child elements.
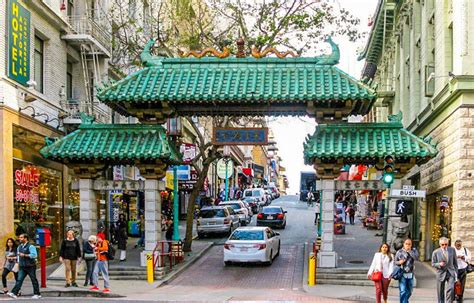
<box><xmin>213</xmin><ymin>128</ymin><xmax>268</xmax><ymax>145</ymax></box>
<box><xmin>8</xmin><ymin>0</ymin><xmax>30</xmax><ymax>86</ymax></box>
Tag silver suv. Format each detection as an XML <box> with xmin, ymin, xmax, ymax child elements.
<box><xmin>219</xmin><ymin>201</ymin><xmax>251</xmax><ymax>226</ymax></box>
<box><xmin>197</xmin><ymin>206</ymin><xmax>241</xmax><ymax>237</ymax></box>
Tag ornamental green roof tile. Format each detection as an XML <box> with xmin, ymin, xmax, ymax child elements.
<box><xmin>98</xmin><ymin>58</ymin><xmax>375</xmax><ymax>105</ymax></box>
<box><xmin>40</xmin><ymin>123</ymin><xmax>181</xmax><ymax>164</ymax></box>
<box><xmin>303</xmin><ymin>121</ymin><xmax>437</xmax><ymax>165</ymax></box>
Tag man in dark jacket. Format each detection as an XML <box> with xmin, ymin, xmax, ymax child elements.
<box><xmin>60</xmin><ymin>230</ymin><xmax>82</xmax><ymax>287</ymax></box>
<box><xmin>8</xmin><ymin>234</ymin><xmax>41</xmax><ymax>299</ymax></box>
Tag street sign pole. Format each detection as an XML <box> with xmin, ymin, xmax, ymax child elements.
<box><xmin>173</xmin><ymin>165</ymin><xmax>180</xmax><ymax>241</ymax></box>
<box><xmin>382</xmin><ymin>184</ymin><xmax>391</xmax><ymax>244</ymax></box>
<box><xmin>225</xmin><ymin>160</ymin><xmax>229</xmax><ymax>201</ymax></box>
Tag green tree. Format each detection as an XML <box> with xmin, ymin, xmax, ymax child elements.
<box><xmin>108</xmin><ymin>0</ymin><xmax>363</xmax><ymax>252</ymax></box>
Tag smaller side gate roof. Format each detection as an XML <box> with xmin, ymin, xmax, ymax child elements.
<box><xmin>303</xmin><ymin>116</ymin><xmax>437</xmax><ymax>177</ymax></box>
<box><xmin>40</xmin><ymin>123</ymin><xmax>181</xmax><ymax>164</ymax></box>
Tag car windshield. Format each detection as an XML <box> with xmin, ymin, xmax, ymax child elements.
<box><xmin>263</xmin><ymin>207</ymin><xmax>282</xmax><ymax>214</ymax></box>
<box><xmin>222</xmin><ymin>203</ymin><xmax>240</xmax><ymax>210</ymax></box>
<box><xmin>244</xmin><ymin>190</ymin><xmax>262</xmax><ymax>197</ymax></box>
<box><xmin>229</xmin><ymin>230</ymin><xmax>264</xmax><ymax>241</ymax></box>
<box><xmin>200</xmin><ymin>209</ymin><xmax>225</xmax><ymax>218</ymax></box>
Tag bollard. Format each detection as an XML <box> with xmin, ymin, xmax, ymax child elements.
<box><xmin>147</xmin><ymin>253</ymin><xmax>154</xmax><ymax>283</ymax></box>
<box><xmin>308</xmin><ymin>252</ymin><xmax>316</xmax><ymax>286</ymax></box>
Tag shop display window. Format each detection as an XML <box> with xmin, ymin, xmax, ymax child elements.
<box><xmin>13</xmin><ymin>160</ymin><xmax>63</xmax><ymax>260</ymax></box>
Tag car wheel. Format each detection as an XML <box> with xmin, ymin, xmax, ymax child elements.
<box><xmin>276</xmin><ymin>242</ymin><xmax>281</xmax><ymax>257</ymax></box>
<box><xmin>241</xmin><ymin>219</ymin><xmax>247</xmax><ymax>226</ymax></box>
<box><xmin>281</xmin><ymin>222</ymin><xmax>286</xmax><ymax>229</ymax></box>
<box><xmin>198</xmin><ymin>232</ymin><xmax>205</xmax><ymax>238</ymax></box>
<box><xmin>224</xmin><ymin>261</ymin><xmax>232</xmax><ymax>266</ymax></box>
<box><xmin>267</xmin><ymin>250</ymin><xmax>273</xmax><ymax>266</ymax></box>
<box><xmin>227</xmin><ymin>224</ymin><xmax>233</xmax><ymax>236</ymax></box>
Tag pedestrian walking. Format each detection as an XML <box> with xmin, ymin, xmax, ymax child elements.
<box><xmin>394</xmin><ymin>238</ymin><xmax>419</xmax><ymax>303</ymax></box>
<box><xmin>59</xmin><ymin>230</ymin><xmax>82</xmax><ymax>287</ymax></box>
<box><xmin>307</xmin><ymin>191</ymin><xmax>314</xmax><ymax>207</ymax></box>
<box><xmin>454</xmin><ymin>239</ymin><xmax>471</xmax><ymax>302</ymax></box>
<box><xmin>82</xmin><ymin>235</ymin><xmax>97</xmax><ymax>287</ymax></box>
<box><xmin>2</xmin><ymin>238</ymin><xmax>18</xmax><ymax>294</ymax></box>
<box><xmin>347</xmin><ymin>204</ymin><xmax>356</xmax><ymax>225</ymax></box>
<box><xmin>135</xmin><ymin>214</ymin><xmax>145</xmax><ymax>248</ymax></box>
<box><xmin>367</xmin><ymin>243</ymin><xmax>394</xmax><ymax>303</ymax></box>
<box><xmin>117</xmin><ymin>214</ymin><xmax>128</xmax><ymax>262</ymax></box>
<box><xmin>314</xmin><ymin>200</ymin><xmax>320</xmax><ymax>225</ymax></box>
<box><xmin>432</xmin><ymin>237</ymin><xmax>458</xmax><ymax>303</ymax></box>
<box><xmin>90</xmin><ymin>234</ymin><xmax>110</xmax><ymax>293</ymax></box>
<box><xmin>8</xmin><ymin>234</ymin><xmax>41</xmax><ymax>299</ymax></box>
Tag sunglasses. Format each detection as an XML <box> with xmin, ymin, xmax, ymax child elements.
<box><xmin>441</xmin><ymin>244</ymin><xmax>448</xmax><ymax>246</ymax></box>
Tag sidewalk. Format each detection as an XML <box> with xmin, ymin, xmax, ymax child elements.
<box><xmin>12</xmin><ymin>238</ymin><xmax>212</xmax><ymax>298</ymax></box>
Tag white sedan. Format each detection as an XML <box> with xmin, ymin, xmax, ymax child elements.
<box><xmin>223</xmin><ymin>226</ymin><xmax>281</xmax><ymax>266</ymax></box>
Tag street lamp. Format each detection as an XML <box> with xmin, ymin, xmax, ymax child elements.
<box><xmin>223</xmin><ymin>146</ymin><xmax>231</xmax><ymax>201</ymax></box>
<box><xmin>167</xmin><ymin>117</ymin><xmax>183</xmax><ymax>241</ymax></box>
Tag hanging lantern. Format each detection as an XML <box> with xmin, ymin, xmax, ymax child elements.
<box><xmin>60</xmin><ymin>0</ymin><xmax>66</xmax><ymax>11</ymax></box>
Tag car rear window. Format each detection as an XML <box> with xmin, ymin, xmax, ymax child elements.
<box><xmin>244</xmin><ymin>190</ymin><xmax>263</xmax><ymax>197</ymax></box>
<box><xmin>263</xmin><ymin>207</ymin><xmax>282</xmax><ymax>214</ymax></box>
<box><xmin>222</xmin><ymin>203</ymin><xmax>240</xmax><ymax>210</ymax></box>
<box><xmin>229</xmin><ymin>230</ymin><xmax>264</xmax><ymax>241</ymax></box>
<box><xmin>200</xmin><ymin>209</ymin><xmax>225</xmax><ymax>218</ymax></box>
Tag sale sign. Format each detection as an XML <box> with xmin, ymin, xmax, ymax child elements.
<box><xmin>14</xmin><ymin>166</ymin><xmax>40</xmax><ymax>203</ymax></box>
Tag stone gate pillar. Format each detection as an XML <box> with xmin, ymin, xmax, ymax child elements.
<box><xmin>140</xmin><ymin>179</ymin><xmax>165</xmax><ymax>266</ymax></box>
<box><xmin>318</xmin><ymin>179</ymin><xmax>337</xmax><ymax>268</ymax></box>
<box><xmin>79</xmin><ymin>179</ymin><xmax>97</xmax><ymax>239</ymax></box>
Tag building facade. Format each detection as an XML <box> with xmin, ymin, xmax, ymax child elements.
<box><xmin>0</xmin><ymin>0</ymin><xmax>112</xmax><ymax>262</ymax></box>
<box><xmin>360</xmin><ymin>0</ymin><xmax>474</xmax><ymax>262</ymax></box>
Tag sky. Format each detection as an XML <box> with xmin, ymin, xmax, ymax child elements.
<box><xmin>270</xmin><ymin>0</ymin><xmax>378</xmax><ymax>195</ymax></box>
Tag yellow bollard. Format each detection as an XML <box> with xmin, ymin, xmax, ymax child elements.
<box><xmin>147</xmin><ymin>253</ymin><xmax>154</xmax><ymax>283</ymax></box>
<box><xmin>308</xmin><ymin>252</ymin><xmax>316</xmax><ymax>286</ymax></box>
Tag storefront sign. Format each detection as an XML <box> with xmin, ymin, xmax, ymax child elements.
<box><xmin>335</xmin><ymin>180</ymin><xmax>387</xmax><ymax>191</ymax></box>
<box><xmin>92</xmin><ymin>180</ymin><xmax>146</xmax><ymax>191</ymax></box>
<box><xmin>213</xmin><ymin>128</ymin><xmax>268</xmax><ymax>145</ymax></box>
<box><xmin>14</xmin><ymin>167</ymin><xmax>40</xmax><ymax>203</ymax></box>
<box><xmin>180</xmin><ymin>143</ymin><xmax>197</xmax><ymax>164</ymax></box>
<box><xmin>8</xmin><ymin>0</ymin><xmax>30</xmax><ymax>86</ymax></box>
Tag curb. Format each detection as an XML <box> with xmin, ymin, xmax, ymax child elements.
<box><xmin>302</xmin><ymin>242</ymin><xmax>309</xmax><ymax>292</ymax></box>
<box><xmin>155</xmin><ymin>241</ymin><xmax>213</xmax><ymax>288</ymax></box>
<box><xmin>16</xmin><ymin>289</ymin><xmax>124</xmax><ymax>298</ymax></box>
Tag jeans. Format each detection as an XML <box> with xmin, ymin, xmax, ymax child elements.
<box><xmin>93</xmin><ymin>260</ymin><xmax>109</xmax><ymax>289</ymax></box>
<box><xmin>11</xmin><ymin>266</ymin><xmax>40</xmax><ymax>296</ymax></box>
<box><xmin>85</xmin><ymin>259</ymin><xmax>96</xmax><ymax>284</ymax></box>
<box><xmin>137</xmin><ymin>231</ymin><xmax>145</xmax><ymax>247</ymax></box>
<box><xmin>2</xmin><ymin>267</ymin><xmax>18</xmax><ymax>288</ymax></box>
<box><xmin>349</xmin><ymin>215</ymin><xmax>355</xmax><ymax>225</ymax></box>
<box><xmin>399</xmin><ymin>275</ymin><xmax>414</xmax><ymax>303</ymax></box>
<box><xmin>63</xmin><ymin>259</ymin><xmax>77</xmax><ymax>284</ymax></box>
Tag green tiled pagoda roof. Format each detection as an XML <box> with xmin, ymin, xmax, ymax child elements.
<box><xmin>303</xmin><ymin>121</ymin><xmax>437</xmax><ymax>165</ymax></box>
<box><xmin>40</xmin><ymin>123</ymin><xmax>181</xmax><ymax>164</ymax></box>
<box><xmin>97</xmin><ymin>39</ymin><xmax>376</xmax><ymax>117</ymax></box>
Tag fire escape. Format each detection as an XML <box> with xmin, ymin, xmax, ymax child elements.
<box><xmin>61</xmin><ymin>1</ymin><xmax>111</xmax><ymax>125</ymax></box>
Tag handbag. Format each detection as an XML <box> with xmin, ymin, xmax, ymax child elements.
<box><xmin>391</xmin><ymin>266</ymin><xmax>404</xmax><ymax>280</ymax></box>
<box><xmin>455</xmin><ymin>280</ymin><xmax>463</xmax><ymax>296</ymax></box>
<box><xmin>370</xmin><ymin>254</ymin><xmax>384</xmax><ymax>282</ymax></box>
<box><xmin>11</xmin><ymin>263</ymin><xmax>19</xmax><ymax>273</ymax></box>
<box><xmin>84</xmin><ymin>253</ymin><xmax>96</xmax><ymax>260</ymax></box>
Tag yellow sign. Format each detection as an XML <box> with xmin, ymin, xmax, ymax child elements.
<box><xmin>166</xmin><ymin>171</ymin><xmax>174</xmax><ymax>190</ymax></box>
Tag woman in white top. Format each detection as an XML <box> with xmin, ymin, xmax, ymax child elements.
<box><xmin>454</xmin><ymin>239</ymin><xmax>471</xmax><ymax>302</ymax></box>
<box><xmin>368</xmin><ymin>243</ymin><xmax>394</xmax><ymax>303</ymax></box>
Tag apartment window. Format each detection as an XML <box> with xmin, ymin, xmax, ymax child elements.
<box><xmin>67</xmin><ymin>0</ymin><xmax>74</xmax><ymax>17</ymax></box>
<box><xmin>34</xmin><ymin>36</ymin><xmax>44</xmax><ymax>93</ymax></box>
<box><xmin>66</xmin><ymin>62</ymin><xmax>73</xmax><ymax>100</ymax></box>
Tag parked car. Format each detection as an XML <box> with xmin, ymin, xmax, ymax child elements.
<box><xmin>241</xmin><ymin>197</ymin><xmax>260</xmax><ymax>214</ymax></box>
<box><xmin>243</xmin><ymin>188</ymin><xmax>268</xmax><ymax>206</ymax></box>
<box><xmin>240</xmin><ymin>200</ymin><xmax>254</xmax><ymax>217</ymax></box>
<box><xmin>265</xmin><ymin>185</ymin><xmax>280</xmax><ymax>199</ymax></box>
<box><xmin>264</xmin><ymin>189</ymin><xmax>273</xmax><ymax>204</ymax></box>
<box><xmin>219</xmin><ymin>201</ymin><xmax>251</xmax><ymax>225</ymax></box>
<box><xmin>197</xmin><ymin>206</ymin><xmax>241</xmax><ymax>237</ymax></box>
<box><xmin>223</xmin><ymin>226</ymin><xmax>281</xmax><ymax>266</ymax></box>
<box><xmin>256</xmin><ymin>206</ymin><xmax>287</xmax><ymax>229</ymax></box>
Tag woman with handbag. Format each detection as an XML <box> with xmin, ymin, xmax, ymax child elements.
<box><xmin>82</xmin><ymin>235</ymin><xmax>97</xmax><ymax>287</ymax></box>
<box><xmin>2</xmin><ymin>238</ymin><xmax>18</xmax><ymax>294</ymax></box>
<box><xmin>367</xmin><ymin>243</ymin><xmax>394</xmax><ymax>303</ymax></box>
<box><xmin>454</xmin><ymin>239</ymin><xmax>471</xmax><ymax>302</ymax></box>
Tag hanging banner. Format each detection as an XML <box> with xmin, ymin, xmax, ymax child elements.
<box><xmin>180</xmin><ymin>143</ymin><xmax>197</xmax><ymax>164</ymax></box>
<box><xmin>8</xmin><ymin>0</ymin><xmax>30</xmax><ymax>86</ymax></box>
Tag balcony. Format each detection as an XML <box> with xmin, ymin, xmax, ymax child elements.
<box><xmin>62</xmin><ymin>12</ymin><xmax>111</xmax><ymax>57</ymax></box>
<box><xmin>62</xmin><ymin>99</ymin><xmax>111</xmax><ymax>125</ymax></box>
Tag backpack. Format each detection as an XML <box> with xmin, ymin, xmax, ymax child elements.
<box><xmin>106</xmin><ymin>241</ymin><xmax>116</xmax><ymax>260</ymax></box>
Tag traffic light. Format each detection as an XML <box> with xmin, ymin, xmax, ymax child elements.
<box><xmin>382</xmin><ymin>155</ymin><xmax>395</xmax><ymax>186</ymax></box>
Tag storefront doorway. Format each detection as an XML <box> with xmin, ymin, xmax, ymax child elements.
<box><xmin>425</xmin><ymin>186</ymin><xmax>453</xmax><ymax>259</ymax></box>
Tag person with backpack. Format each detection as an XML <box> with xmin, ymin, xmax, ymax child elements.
<box><xmin>89</xmin><ymin>234</ymin><xmax>110</xmax><ymax>293</ymax></box>
<box><xmin>367</xmin><ymin>243</ymin><xmax>394</xmax><ymax>303</ymax></box>
<box><xmin>59</xmin><ymin>230</ymin><xmax>82</xmax><ymax>287</ymax></box>
<box><xmin>347</xmin><ymin>204</ymin><xmax>356</xmax><ymax>225</ymax></box>
<box><xmin>395</xmin><ymin>238</ymin><xmax>419</xmax><ymax>303</ymax></box>
<box><xmin>7</xmin><ymin>234</ymin><xmax>41</xmax><ymax>299</ymax></box>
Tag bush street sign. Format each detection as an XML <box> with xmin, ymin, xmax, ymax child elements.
<box><xmin>391</xmin><ymin>189</ymin><xmax>426</xmax><ymax>198</ymax></box>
